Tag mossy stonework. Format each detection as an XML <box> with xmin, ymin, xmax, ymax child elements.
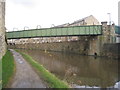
<box><xmin>0</xmin><ymin>1</ymin><xmax>6</xmax><ymax>60</ymax></box>
<box><xmin>0</xmin><ymin>1</ymin><xmax>6</xmax><ymax>89</ymax></box>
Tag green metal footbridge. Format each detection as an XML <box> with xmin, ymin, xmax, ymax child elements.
<box><xmin>6</xmin><ymin>25</ymin><xmax>102</xmax><ymax>39</ymax></box>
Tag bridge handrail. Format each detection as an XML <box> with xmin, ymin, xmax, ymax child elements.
<box><xmin>6</xmin><ymin>25</ymin><xmax>102</xmax><ymax>39</ymax></box>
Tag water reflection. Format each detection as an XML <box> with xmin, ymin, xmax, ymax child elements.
<box><xmin>19</xmin><ymin>49</ymin><xmax>119</xmax><ymax>88</ymax></box>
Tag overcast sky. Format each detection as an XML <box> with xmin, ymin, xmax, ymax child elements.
<box><xmin>6</xmin><ymin>0</ymin><xmax>119</xmax><ymax>31</ymax></box>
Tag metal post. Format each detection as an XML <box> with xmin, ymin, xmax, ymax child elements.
<box><xmin>36</xmin><ymin>25</ymin><xmax>41</xmax><ymax>29</ymax></box>
<box><xmin>67</xmin><ymin>27</ymin><xmax>68</xmax><ymax>41</ymax></box>
<box><xmin>24</xmin><ymin>26</ymin><xmax>29</xmax><ymax>30</ymax></box>
<box><xmin>73</xmin><ymin>26</ymin><xmax>74</xmax><ymax>35</ymax></box>
<box><xmin>13</xmin><ymin>28</ymin><xmax>18</xmax><ymax>31</ymax></box>
<box><xmin>12</xmin><ymin>28</ymin><xmax>17</xmax><ymax>49</ymax></box>
<box><xmin>107</xmin><ymin>13</ymin><xmax>111</xmax><ymax>25</ymax></box>
<box><xmin>85</xmin><ymin>26</ymin><xmax>86</xmax><ymax>35</ymax></box>
<box><xmin>51</xmin><ymin>24</ymin><xmax>55</xmax><ymax>28</ymax></box>
<box><xmin>89</xmin><ymin>26</ymin><xmax>90</xmax><ymax>35</ymax></box>
<box><xmin>50</xmin><ymin>28</ymin><xmax>52</xmax><ymax>37</ymax></box>
<box><xmin>36</xmin><ymin>25</ymin><xmax>41</xmax><ymax>37</ymax></box>
<box><xmin>24</xmin><ymin>26</ymin><xmax>29</xmax><ymax>38</ymax></box>
<box><xmin>12</xmin><ymin>29</ymin><xmax>14</xmax><ymax>49</ymax></box>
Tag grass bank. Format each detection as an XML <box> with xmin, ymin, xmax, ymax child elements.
<box><xmin>2</xmin><ymin>50</ymin><xmax>15</xmax><ymax>88</ymax></box>
<box><xmin>17</xmin><ymin>50</ymin><xmax>70</xmax><ymax>88</ymax></box>
<box><xmin>0</xmin><ymin>59</ymin><xmax>2</xmax><ymax>89</ymax></box>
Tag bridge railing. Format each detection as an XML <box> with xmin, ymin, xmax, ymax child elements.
<box><xmin>6</xmin><ymin>25</ymin><xmax>102</xmax><ymax>39</ymax></box>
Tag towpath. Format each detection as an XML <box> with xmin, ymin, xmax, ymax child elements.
<box><xmin>8</xmin><ymin>49</ymin><xmax>47</xmax><ymax>88</ymax></box>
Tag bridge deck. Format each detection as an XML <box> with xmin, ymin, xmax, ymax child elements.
<box><xmin>7</xmin><ymin>25</ymin><xmax>102</xmax><ymax>39</ymax></box>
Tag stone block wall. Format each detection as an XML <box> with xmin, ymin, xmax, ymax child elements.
<box><xmin>9</xmin><ymin>39</ymin><xmax>120</xmax><ymax>59</ymax></box>
<box><xmin>9</xmin><ymin>36</ymin><xmax>103</xmax><ymax>56</ymax></box>
<box><xmin>0</xmin><ymin>32</ymin><xmax>6</xmax><ymax>60</ymax></box>
<box><xmin>102</xmin><ymin>43</ymin><xmax>120</xmax><ymax>59</ymax></box>
<box><xmin>0</xmin><ymin>1</ymin><xmax>6</xmax><ymax>60</ymax></box>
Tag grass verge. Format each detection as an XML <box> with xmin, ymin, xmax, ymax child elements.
<box><xmin>0</xmin><ymin>59</ymin><xmax>2</xmax><ymax>89</ymax></box>
<box><xmin>16</xmin><ymin>50</ymin><xmax>70</xmax><ymax>88</ymax></box>
<box><xmin>2</xmin><ymin>50</ymin><xmax>15</xmax><ymax>88</ymax></box>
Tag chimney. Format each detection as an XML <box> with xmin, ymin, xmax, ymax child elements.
<box><xmin>101</xmin><ymin>21</ymin><xmax>107</xmax><ymax>25</ymax></box>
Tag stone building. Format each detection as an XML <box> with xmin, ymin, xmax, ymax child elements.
<box><xmin>69</xmin><ymin>15</ymin><xmax>100</xmax><ymax>41</ymax></box>
<box><xmin>53</xmin><ymin>15</ymin><xmax>100</xmax><ymax>41</ymax></box>
<box><xmin>55</xmin><ymin>15</ymin><xmax>100</xmax><ymax>27</ymax></box>
<box><xmin>0</xmin><ymin>0</ymin><xmax>6</xmax><ymax>60</ymax></box>
<box><xmin>69</xmin><ymin>15</ymin><xmax>100</xmax><ymax>26</ymax></box>
<box><xmin>8</xmin><ymin>15</ymin><xmax>100</xmax><ymax>44</ymax></box>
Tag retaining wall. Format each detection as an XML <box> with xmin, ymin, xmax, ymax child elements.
<box><xmin>8</xmin><ymin>36</ymin><xmax>120</xmax><ymax>59</ymax></box>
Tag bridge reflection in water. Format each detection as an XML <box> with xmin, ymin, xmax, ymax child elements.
<box><xmin>19</xmin><ymin>49</ymin><xmax>119</xmax><ymax>88</ymax></box>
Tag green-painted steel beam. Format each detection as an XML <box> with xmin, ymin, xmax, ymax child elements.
<box><xmin>6</xmin><ymin>25</ymin><xmax>102</xmax><ymax>39</ymax></box>
<box><xmin>115</xmin><ymin>26</ymin><xmax>120</xmax><ymax>34</ymax></box>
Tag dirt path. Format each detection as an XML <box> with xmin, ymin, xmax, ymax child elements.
<box><xmin>9</xmin><ymin>49</ymin><xmax>47</xmax><ymax>88</ymax></box>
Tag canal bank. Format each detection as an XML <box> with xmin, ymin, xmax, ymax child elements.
<box><xmin>2</xmin><ymin>49</ymin><xmax>70</xmax><ymax>88</ymax></box>
<box><xmin>19</xmin><ymin>49</ymin><xmax>119</xmax><ymax>88</ymax></box>
<box><xmin>14</xmin><ymin>49</ymin><xmax>69</xmax><ymax>88</ymax></box>
<box><xmin>7</xmin><ymin>49</ymin><xmax>47</xmax><ymax>88</ymax></box>
<box><xmin>9</xmin><ymin>41</ymin><xmax>120</xmax><ymax>59</ymax></box>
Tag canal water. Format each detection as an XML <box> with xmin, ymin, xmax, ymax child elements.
<box><xmin>19</xmin><ymin>49</ymin><xmax>119</xmax><ymax>88</ymax></box>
